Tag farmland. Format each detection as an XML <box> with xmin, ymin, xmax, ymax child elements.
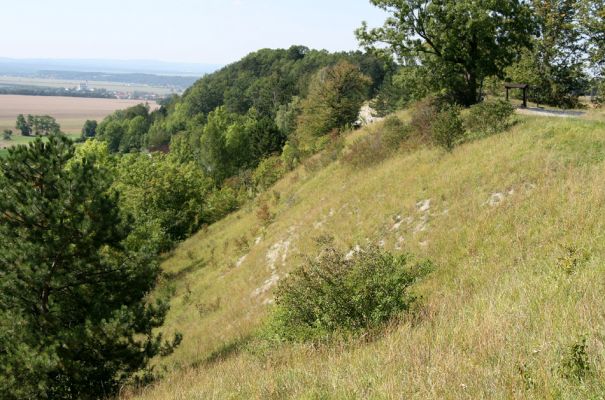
<box><xmin>0</xmin><ymin>94</ymin><xmax>158</xmax><ymax>149</ymax></box>
<box><xmin>0</xmin><ymin>75</ymin><xmax>176</xmax><ymax>96</ymax></box>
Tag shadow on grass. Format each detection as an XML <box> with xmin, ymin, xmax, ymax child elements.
<box><xmin>165</xmin><ymin>258</ymin><xmax>207</xmax><ymax>281</ymax></box>
<box><xmin>191</xmin><ymin>336</ymin><xmax>253</xmax><ymax>368</ymax></box>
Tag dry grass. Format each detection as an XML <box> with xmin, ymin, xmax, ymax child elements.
<box><xmin>126</xmin><ymin>112</ymin><xmax>605</xmax><ymax>399</ymax></box>
<box><xmin>0</xmin><ymin>94</ymin><xmax>158</xmax><ymax>138</ymax></box>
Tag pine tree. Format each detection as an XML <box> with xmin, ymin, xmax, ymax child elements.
<box><xmin>0</xmin><ymin>134</ymin><xmax>179</xmax><ymax>399</ymax></box>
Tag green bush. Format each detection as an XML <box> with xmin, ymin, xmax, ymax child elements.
<box><xmin>559</xmin><ymin>337</ymin><xmax>591</xmax><ymax>382</ymax></box>
<box><xmin>381</xmin><ymin>115</ymin><xmax>410</xmax><ymax>149</ymax></box>
<box><xmin>431</xmin><ymin>104</ymin><xmax>465</xmax><ymax>151</ymax></box>
<box><xmin>205</xmin><ymin>186</ymin><xmax>242</xmax><ymax>223</ymax></box>
<box><xmin>253</xmin><ymin>155</ymin><xmax>285</xmax><ymax>191</ymax></box>
<box><xmin>267</xmin><ymin>244</ymin><xmax>432</xmax><ymax>341</ymax></box>
<box><xmin>280</xmin><ymin>141</ymin><xmax>300</xmax><ymax>171</ymax></box>
<box><xmin>342</xmin><ymin>117</ymin><xmax>410</xmax><ymax>168</ymax></box>
<box><xmin>465</xmin><ymin>99</ymin><xmax>515</xmax><ymax>137</ymax></box>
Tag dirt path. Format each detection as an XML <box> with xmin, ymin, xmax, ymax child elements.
<box><xmin>516</xmin><ymin>107</ymin><xmax>586</xmax><ymax>118</ymax></box>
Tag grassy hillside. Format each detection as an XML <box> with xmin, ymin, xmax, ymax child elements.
<box><xmin>130</xmin><ymin>111</ymin><xmax>605</xmax><ymax>399</ymax></box>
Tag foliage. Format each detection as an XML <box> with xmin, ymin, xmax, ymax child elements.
<box><xmin>268</xmin><ymin>244</ymin><xmax>432</xmax><ymax>341</ymax></box>
<box><xmin>357</xmin><ymin>0</ymin><xmax>535</xmax><ymax>105</ymax></box>
<box><xmin>15</xmin><ymin>114</ymin><xmax>60</xmax><ymax>136</ymax></box>
<box><xmin>81</xmin><ymin>119</ymin><xmax>98</xmax><ymax>139</ymax></box>
<box><xmin>253</xmin><ymin>155</ymin><xmax>286</xmax><ymax>191</ymax></box>
<box><xmin>0</xmin><ymin>135</ymin><xmax>179</xmax><ymax>399</ymax></box>
<box><xmin>114</xmin><ymin>153</ymin><xmax>214</xmax><ymax>246</ymax></box>
<box><xmin>410</xmin><ymin>96</ymin><xmax>442</xmax><ymax>141</ymax></box>
<box><xmin>431</xmin><ymin>104</ymin><xmax>465</xmax><ymax>151</ymax></box>
<box><xmin>465</xmin><ymin>100</ymin><xmax>515</xmax><ymax>137</ymax></box>
<box><xmin>96</xmin><ymin>103</ymin><xmax>154</xmax><ymax>153</ymax></box>
<box><xmin>295</xmin><ymin>61</ymin><xmax>372</xmax><ymax>151</ymax></box>
<box><xmin>342</xmin><ymin>117</ymin><xmax>411</xmax><ymax>168</ymax></box>
<box><xmin>281</xmin><ymin>141</ymin><xmax>301</xmax><ymax>171</ymax></box>
<box><xmin>275</xmin><ymin>96</ymin><xmax>302</xmax><ymax>136</ymax></box>
<box><xmin>559</xmin><ymin>337</ymin><xmax>591</xmax><ymax>382</ymax></box>
<box><xmin>506</xmin><ymin>0</ymin><xmax>587</xmax><ymax>108</ymax></box>
<box><xmin>371</xmin><ymin>65</ymin><xmax>434</xmax><ymax>116</ymax></box>
<box><xmin>2</xmin><ymin>129</ymin><xmax>12</xmax><ymax>140</ymax></box>
<box><xmin>179</xmin><ymin>46</ymin><xmax>386</xmax><ymax>121</ymax></box>
<box><xmin>204</xmin><ymin>186</ymin><xmax>242</xmax><ymax>223</ymax></box>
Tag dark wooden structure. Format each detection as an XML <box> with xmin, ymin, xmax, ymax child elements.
<box><xmin>504</xmin><ymin>83</ymin><xmax>529</xmax><ymax>108</ymax></box>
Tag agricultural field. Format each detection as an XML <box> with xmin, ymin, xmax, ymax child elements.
<box><xmin>0</xmin><ymin>94</ymin><xmax>158</xmax><ymax>150</ymax></box>
<box><xmin>0</xmin><ymin>75</ymin><xmax>176</xmax><ymax>95</ymax></box>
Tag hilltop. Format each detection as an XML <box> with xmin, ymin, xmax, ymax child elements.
<box><xmin>127</xmin><ymin>109</ymin><xmax>605</xmax><ymax>399</ymax></box>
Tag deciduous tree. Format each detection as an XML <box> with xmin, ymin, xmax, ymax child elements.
<box><xmin>357</xmin><ymin>0</ymin><xmax>535</xmax><ymax>105</ymax></box>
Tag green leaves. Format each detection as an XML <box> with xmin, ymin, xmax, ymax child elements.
<box><xmin>268</xmin><ymin>244</ymin><xmax>432</xmax><ymax>342</ymax></box>
<box><xmin>358</xmin><ymin>0</ymin><xmax>536</xmax><ymax>105</ymax></box>
<box><xmin>0</xmin><ymin>134</ymin><xmax>177</xmax><ymax>398</ymax></box>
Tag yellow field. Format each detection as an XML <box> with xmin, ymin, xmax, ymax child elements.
<box><xmin>0</xmin><ymin>94</ymin><xmax>158</xmax><ymax>147</ymax></box>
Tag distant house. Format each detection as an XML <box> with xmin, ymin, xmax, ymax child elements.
<box><xmin>77</xmin><ymin>82</ymin><xmax>89</xmax><ymax>91</ymax></box>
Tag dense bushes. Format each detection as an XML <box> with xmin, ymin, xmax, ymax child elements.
<box><xmin>342</xmin><ymin>116</ymin><xmax>410</xmax><ymax>168</ymax></box>
<box><xmin>253</xmin><ymin>155</ymin><xmax>286</xmax><ymax>191</ymax></box>
<box><xmin>465</xmin><ymin>100</ymin><xmax>515</xmax><ymax>137</ymax></box>
<box><xmin>267</xmin><ymin>244</ymin><xmax>432</xmax><ymax>341</ymax></box>
<box><xmin>412</xmin><ymin>96</ymin><xmax>517</xmax><ymax>151</ymax></box>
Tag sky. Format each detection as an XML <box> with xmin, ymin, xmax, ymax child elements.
<box><xmin>0</xmin><ymin>0</ymin><xmax>388</xmax><ymax>65</ymax></box>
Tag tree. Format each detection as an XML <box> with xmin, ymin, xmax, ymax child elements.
<box><xmin>15</xmin><ymin>114</ymin><xmax>31</xmax><ymax>136</ymax></box>
<box><xmin>357</xmin><ymin>0</ymin><xmax>535</xmax><ymax>105</ymax></box>
<box><xmin>507</xmin><ymin>0</ymin><xmax>587</xmax><ymax>108</ymax></box>
<box><xmin>114</xmin><ymin>153</ymin><xmax>214</xmax><ymax>245</ymax></box>
<box><xmin>81</xmin><ymin>119</ymin><xmax>97</xmax><ymax>139</ymax></box>
<box><xmin>2</xmin><ymin>129</ymin><xmax>12</xmax><ymax>140</ymax></box>
<box><xmin>32</xmin><ymin>115</ymin><xmax>61</xmax><ymax>136</ymax></box>
<box><xmin>582</xmin><ymin>0</ymin><xmax>605</xmax><ymax>100</ymax></box>
<box><xmin>583</xmin><ymin>0</ymin><xmax>605</xmax><ymax>67</ymax></box>
<box><xmin>295</xmin><ymin>61</ymin><xmax>372</xmax><ymax>150</ymax></box>
<box><xmin>0</xmin><ymin>134</ymin><xmax>179</xmax><ymax>399</ymax></box>
<box><xmin>200</xmin><ymin>106</ymin><xmax>236</xmax><ymax>182</ymax></box>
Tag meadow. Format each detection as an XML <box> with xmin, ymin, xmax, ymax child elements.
<box><xmin>124</xmin><ymin>109</ymin><xmax>605</xmax><ymax>399</ymax></box>
<box><xmin>0</xmin><ymin>94</ymin><xmax>158</xmax><ymax>149</ymax></box>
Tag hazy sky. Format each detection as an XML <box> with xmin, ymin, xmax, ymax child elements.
<box><xmin>0</xmin><ymin>0</ymin><xmax>387</xmax><ymax>65</ymax></box>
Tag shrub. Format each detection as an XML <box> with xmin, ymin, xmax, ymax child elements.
<box><xmin>410</xmin><ymin>96</ymin><xmax>441</xmax><ymax>140</ymax></box>
<box><xmin>560</xmin><ymin>337</ymin><xmax>591</xmax><ymax>382</ymax></box>
<box><xmin>253</xmin><ymin>155</ymin><xmax>285</xmax><ymax>191</ymax></box>
<box><xmin>342</xmin><ymin>117</ymin><xmax>410</xmax><ymax>168</ymax></box>
<box><xmin>431</xmin><ymin>104</ymin><xmax>465</xmax><ymax>151</ymax></box>
<box><xmin>205</xmin><ymin>186</ymin><xmax>241</xmax><ymax>223</ymax></box>
<box><xmin>267</xmin><ymin>244</ymin><xmax>432</xmax><ymax>341</ymax></box>
<box><xmin>342</xmin><ymin>133</ymin><xmax>390</xmax><ymax>168</ymax></box>
<box><xmin>281</xmin><ymin>141</ymin><xmax>300</xmax><ymax>171</ymax></box>
<box><xmin>2</xmin><ymin>129</ymin><xmax>12</xmax><ymax>140</ymax></box>
<box><xmin>465</xmin><ymin>99</ymin><xmax>515</xmax><ymax>137</ymax></box>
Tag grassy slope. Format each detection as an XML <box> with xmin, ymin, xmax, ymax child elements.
<box><xmin>132</xmin><ymin>112</ymin><xmax>605</xmax><ymax>399</ymax></box>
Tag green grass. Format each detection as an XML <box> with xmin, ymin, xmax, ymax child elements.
<box><xmin>126</xmin><ymin>111</ymin><xmax>605</xmax><ymax>399</ymax></box>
